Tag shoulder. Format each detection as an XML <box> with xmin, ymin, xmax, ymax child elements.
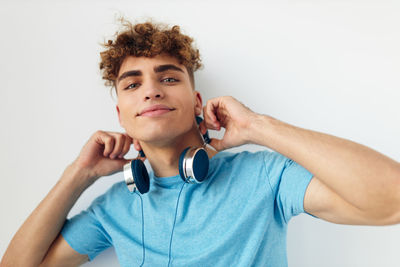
<box><xmin>213</xmin><ymin>149</ymin><xmax>274</xmax><ymax>163</ymax></box>
<box><xmin>212</xmin><ymin>149</ymin><xmax>282</xmax><ymax>170</ymax></box>
<box><xmin>210</xmin><ymin>149</ymin><xmax>294</xmax><ymax>183</ymax></box>
<box><xmin>209</xmin><ymin>149</ymin><xmax>274</xmax><ymax>182</ymax></box>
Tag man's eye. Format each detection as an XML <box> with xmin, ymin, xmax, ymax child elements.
<box><xmin>162</xmin><ymin>77</ymin><xmax>179</xmax><ymax>83</ymax></box>
<box><xmin>125</xmin><ymin>83</ymin><xmax>139</xmax><ymax>90</ymax></box>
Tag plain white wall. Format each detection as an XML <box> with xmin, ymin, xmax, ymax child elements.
<box><xmin>1</xmin><ymin>0</ymin><xmax>399</xmax><ymax>266</ymax></box>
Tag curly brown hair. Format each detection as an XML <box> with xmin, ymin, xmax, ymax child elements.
<box><xmin>99</xmin><ymin>18</ymin><xmax>203</xmax><ymax>93</ymax></box>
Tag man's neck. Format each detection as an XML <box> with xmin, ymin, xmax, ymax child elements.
<box><xmin>140</xmin><ymin>128</ymin><xmax>218</xmax><ymax>178</ymax></box>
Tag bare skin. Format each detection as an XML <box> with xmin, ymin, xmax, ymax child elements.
<box><xmin>1</xmin><ymin>55</ymin><xmax>215</xmax><ymax>266</ymax></box>
<box><xmin>200</xmin><ymin>95</ymin><xmax>400</xmax><ymax>225</ymax></box>
<box><xmin>3</xmin><ymin>54</ymin><xmax>399</xmax><ymax>267</ymax></box>
<box><xmin>1</xmin><ymin>130</ymin><xmax>134</xmax><ymax>266</ymax></box>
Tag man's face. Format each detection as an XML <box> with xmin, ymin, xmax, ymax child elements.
<box><xmin>116</xmin><ymin>54</ymin><xmax>202</xmax><ymax>146</ymax></box>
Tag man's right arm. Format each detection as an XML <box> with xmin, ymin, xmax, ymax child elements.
<box><xmin>0</xmin><ymin>131</ymin><xmax>135</xmax><ymax>267</ymax></box>
<box><xmin>1</xmin><ymin>163</ymin><xmax>92</xmax><ymax>267</ymax></box>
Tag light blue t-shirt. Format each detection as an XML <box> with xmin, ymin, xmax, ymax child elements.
<box><xmin>61</xmin><ymin>150</ymin><xmax>315</xmax><ymax>266</ymax></box>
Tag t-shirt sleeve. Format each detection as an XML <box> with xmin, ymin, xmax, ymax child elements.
<box><xmin>61</xmin><ymin>194</ymin><xmax>113</xmax><ymax>261</ymax></box>
<box><xmin>263</xmin><ymin>150</ymin><xmax>316</xmax><ymax>223</ymax></box>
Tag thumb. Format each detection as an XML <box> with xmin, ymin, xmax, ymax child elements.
<box><xmin>112</xmin><ymin>158</ymin><xmax>137</xmax><ymax>168</ymax></box>
<box><xmin>121</xmin><ymin>157</ymin><xmax>145</xmax><ymax>164</ymax></box>
<box><xmin>122</xmin><ymin>157</ymin><xmax>139</xmax><ymax>163</ymax></box>
<box><xmin>113</xmin><ymin>158</ymin><xmax>139</xmax><ymax>173</ymax></box>
<box><xmin>208</xmin><ymin>138</ymin><xmax>225</xmax><ymax>152</ymax></box>
<box><xmin>133</xmin><ymin>139</ymin><xmax>142</xmax><ymax>151</ymax></box>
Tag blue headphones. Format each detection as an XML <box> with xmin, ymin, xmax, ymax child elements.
<box><xmin>123</xmin><ymin>116</ymin><xmax>211</xmax><ymax>194</ymax></box>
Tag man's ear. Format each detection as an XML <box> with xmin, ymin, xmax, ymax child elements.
<box><xmin>116</xmin><ymin>105</ymin><xmax>123</xmax><ymax>127</ymax></box>
<box><xmin>194</xmin><ymin>91</ymin><xmax>203</xmax><ymax>116</ymax></box>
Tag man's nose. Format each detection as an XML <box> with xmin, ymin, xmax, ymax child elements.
<box><xmin>143</xmin><ymin>80</ymin><xmax>164</xmax><ymax>100</ymax></box>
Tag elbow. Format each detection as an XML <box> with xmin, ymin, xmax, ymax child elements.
<box><xmin>385</xmin><ymin>166</ymin><xmax>400</xmax><ymax>225</ymax></box>
<box><xmin>375</xmin><ymin>205</ymin><xmax>400</xmax><ymax>226</ymax></box>
<box><xmin>385</xmin><ymin>212</ymin><xmax>400</xmax><ymax>226</ymax></box>
<box><xmin>363</xmin><ymin>188</ymin><xmax>400</xmax><ymax>225</ymax></box>
<box><xmin>361</xmin><ymin>207</ymin><xmax>400</xmax><ymax>226</ymax></box>
<box><xmin>372</xmin><ymin>168</ymin><xmax>400</xmax><ymax>226</ymax></box>
<box><xmin>386</xmin><ymin>179</ymin><xmax>400</xmax><ymax>225</ymax></box>
<box><xmin>375</xmin><ymin>183</ymin><xmax>400</xmax><ymax>225</ymax></box>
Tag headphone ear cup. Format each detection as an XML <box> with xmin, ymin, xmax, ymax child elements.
<box><xmin>191</xmin><ymin>148</ymin><xmax>209</xmax><ymax>182</ymax></box>
<box><xmin>179</xmin><ymin>147</ymin><xmax>209</xmax><ymax>183</ymax></box>
<box><xmin>179</xmin><ymin>147</ymin><xmax>190</xmax><ymax>182</ymax></box>
<box><xmin>132</xmin><ymin>159</ymin><xmax>150</xmax><ymax>194</ymax></box>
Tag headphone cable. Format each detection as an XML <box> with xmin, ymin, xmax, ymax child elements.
<box><xmin>168</xmin><ymin>182</ymin><xmax>186</xmax><ymax>267</ymax></box>
<box><xmin>133</xmin><ymin>190</ymin><xmax>145</xmax><ymax>267</ymax></box>
<box><xmin>133</xmin><ymin>181</ymin><xmax>186</xmax><ymax>267</ymax></box>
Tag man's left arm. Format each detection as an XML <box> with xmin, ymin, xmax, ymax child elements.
<box><xmin>200</xmin><ymin>96</ymin><xmax>400</xmax><ymax>225</ymax></box>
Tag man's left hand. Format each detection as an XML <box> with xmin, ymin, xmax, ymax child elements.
<box><xmin>199</xmin><ymin>96</ymin><xmax>258</xmax><ymax>151</ymax></box>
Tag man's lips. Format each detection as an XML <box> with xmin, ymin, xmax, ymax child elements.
<box><xmin>138</xmin><ymin>104</ymin><xmax>175</xmax><ymax>117</ymax></box>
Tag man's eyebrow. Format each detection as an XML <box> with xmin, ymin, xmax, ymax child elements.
<box><xmin>154</xmin><ymin>64</ymin><xmax>184</xmax><ymax>73</ymax></box>
<box><xmin>116</xmin><ymin>64</ymin><xmax>184</xmax><ymax>86</ymax></box>
<box><xmin>117</xmin><ymin>70</ymin><xmax>142</xmax><ymax>85</ymax></box>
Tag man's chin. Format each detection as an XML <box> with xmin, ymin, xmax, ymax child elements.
<box><xmin>136</xmin><ymin>129</ymin><xmax>177</xmax><ymax>143</ymax></box>
<box><xmin>138</xmin><ymin>136</ymin><xmax>180</xmax><ymax>148</ymax></box>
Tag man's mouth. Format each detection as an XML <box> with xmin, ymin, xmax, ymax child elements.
<box><xmin>138</xmin><ymin>104</ymin><xmax>175</xmax><ymax>117</ymax></box>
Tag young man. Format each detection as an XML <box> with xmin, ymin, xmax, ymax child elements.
<box><xmin>2</xmin><ymin>19</ymin><xmax>400</xmax><ymax>267</ymax></box>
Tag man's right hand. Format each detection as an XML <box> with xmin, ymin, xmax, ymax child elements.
<box><xmin>71</xmin><ymin>130</ymin><xmax>138</xmax><ymax>183</ymax></box>
<box><xmin>1</xmin><ymin>130</ymin><xmax>140</xmax><ymax>267</ymax></box>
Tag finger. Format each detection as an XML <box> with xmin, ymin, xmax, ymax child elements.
<box><xmin>199</xmin><ymin>121</ymin><xmax>207</xmax><ymax>135</ymax></box>
<box><xmin>109</xmin><ymin>133</ymin><xmax>125</xmax><ymax>159</ymax></box>
<box><xmin>209</xmin><ymin>99</ymin><xmax>220</xmax><ymax>123</ymax></box>
<box><xmin>118</xmin><ymin>134</ymin><xmax>133</xmax><ymax>158</ymax></box>
<box><xmin>204</xmin><ymin>99</ymin><xmax>219</xmax><ymax>125</ymax></box>
<box><xmin>203</xmin><ymin>102</ymin><xmax>220</xmax><ymax>130</ymax></box>
<box><xmin>98</xmin><ymin>132</ymin><xmax>115</xmax><ymax>157</ymax></box>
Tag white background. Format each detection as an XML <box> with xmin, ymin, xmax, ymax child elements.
<box><xmin>1</xmin><ymin>0</ymin><xmax>399</xmax><ymax>266</ymax></box>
